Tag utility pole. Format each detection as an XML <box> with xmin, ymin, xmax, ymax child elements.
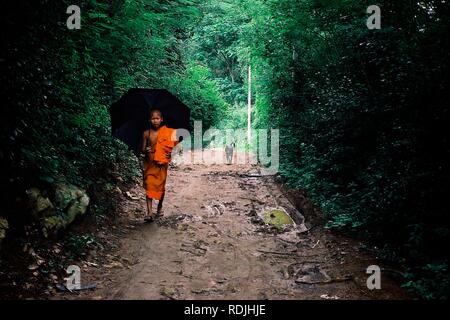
<box><xmin>247</xmin><ymin>65</ymin><xmax>252</xmax><ymax>145</ymax></box>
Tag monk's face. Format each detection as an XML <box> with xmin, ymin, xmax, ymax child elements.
<box><xmin>150</xmin><ymin>112</ymin><xmax>163</xmax><ymax>128</ymax></box>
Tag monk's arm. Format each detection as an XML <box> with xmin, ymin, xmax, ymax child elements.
<box><xmin>141</xmin><ymin>131</ymin><xmax>148</xmax><ymax>154</ymax></box>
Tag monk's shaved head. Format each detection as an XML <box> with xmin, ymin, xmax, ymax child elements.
<box><xmin>150</xmin><ymin>109</ymin><xmax>162</xmax><ymax>118</ymax></box>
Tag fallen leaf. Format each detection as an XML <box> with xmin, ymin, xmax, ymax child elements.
<box><xmin>160</xmin><ymin>287</ymin><xmax>176</xmax><ymax>298</ymax></box>
<box><xmin>125</xmin><ymin>191</ymin><xmax>139</xmax><ymax>200</ymax></box>
<box><xmin>85</xmin><ymin>261</ymin><xmax>99</xmax><ymax>267</ymax></box>
<box><xmin>104</xmin><ymin>261</ymin><xmax>123</xmax><ymax>269</ymax></box>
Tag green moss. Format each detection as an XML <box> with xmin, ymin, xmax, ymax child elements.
<box><xmin>42</xmin><ymin>216</ymin><xmax>64</xmax><ymax>238</ymax></box>
<box><xmin>262</xmin><ymin>209</ymin><xmax>294</xmax><ymax>229</ymax></box>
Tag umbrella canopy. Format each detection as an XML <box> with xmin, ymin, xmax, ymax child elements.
<box><xmin>110</xmin><ymin>88</ymin><xmax>190</xmax><ymax>154</ymax></box>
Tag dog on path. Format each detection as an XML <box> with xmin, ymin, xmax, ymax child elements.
<box><xmin>225</xmin><ymin>142</ymin><xmax>235</xmax><ymax>165</ymax></box>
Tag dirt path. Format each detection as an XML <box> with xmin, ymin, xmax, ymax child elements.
<box><xmin>54</xmin><ymin>149</ymin><xmax>411</xmax><ymax>300</ymax></box>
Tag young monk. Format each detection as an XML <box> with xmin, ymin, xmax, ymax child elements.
<box><xmin>141</xmin><ymin>109</ymin><xmax>180</xmax><ymax>223</ymax></box>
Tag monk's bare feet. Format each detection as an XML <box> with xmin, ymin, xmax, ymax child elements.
<box><xmin>144</xmin><ymin>216</ymin><xmax>155</xmax><ymax>223</ymax></box>
<box><xmin>144</xmin><ymin>197</ymin><xmax>156</xmax><ymax>223</ymax></box>
<box><xmin>144</xmin><ymin>214</ymin><xmax>155</xmax><ymax>223</ymax></box>
<box><xmin>156</xmin><ymin>208</ymin><xmax>164</xmax><ymax>218</ymax></box>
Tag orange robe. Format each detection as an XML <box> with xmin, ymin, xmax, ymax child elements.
<box><xmin>143</xmin><ymin>126</ymin><xmax>178</xmax><ymax>200</ymax></box>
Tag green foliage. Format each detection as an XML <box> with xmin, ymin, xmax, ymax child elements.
<box><xmin>403</xmin><ymin>263</ymin><xmax>449</xmax><ymax>300</ymax></box>
<box><xmin>64</xmin><ymin>233</ymin><xmax>97</xmax><ymax>258</ymax></box>
<box><xmin>165</xmin><ymin>62</ymin><xmax>228</xmax><ymax>130</ymax></box>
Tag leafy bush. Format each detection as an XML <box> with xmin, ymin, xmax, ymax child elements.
<box><xmin>64</xmin><ymin>233</ymin><xmax>97</xmax><ymax>258</ymax></box>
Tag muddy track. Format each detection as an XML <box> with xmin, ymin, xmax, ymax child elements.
<box><xmin>53</xmin><ymin>150</ymin><xmax>411</xmax><ymax>300</ymax></box>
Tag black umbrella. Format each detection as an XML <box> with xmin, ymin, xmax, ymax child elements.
<box><xmin>109</xmin><ymin>88</ymin><xmax>190</xmax><ymax>154</ymax></box>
